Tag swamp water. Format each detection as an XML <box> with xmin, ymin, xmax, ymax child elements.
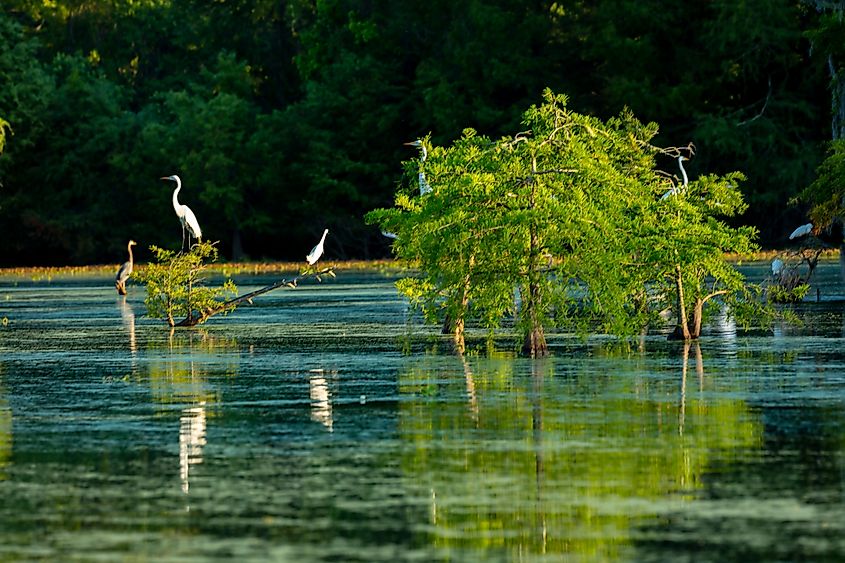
<box><xmin>0</xmin><ymin>265</ymin><xmax>844</xmax><ymax>561</ymax></box>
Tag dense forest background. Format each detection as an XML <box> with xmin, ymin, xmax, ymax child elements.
<box><xmin>0</xmin><ymin>0</ymin><xmax>843</xmax><ymax>266</ymax></box>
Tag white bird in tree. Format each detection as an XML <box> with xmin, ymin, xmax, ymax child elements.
<box><xmin>405</xmin><ymin>139</ymin><xmax>431</xmax><ymax>195</ymax></box>
<box><xmin>771</xmin><ymin>258</ymin><xmax>785</xmax><ymax>278</ymax></box>
<box><xmin>660</xmin><ymin>155</ymin><xmax>689</xmax><ymax>200</ymax></box>
<box><xmin>380</xmin><ymin>139</ymin><xmax>431</xmax><ymax>241</ymax></box>
<box><xmin>115</xmin><ymin>240</ymin><xmax>137</xmax><ymax>295</ymax></box>
<box><xmin>161</xmin><ymin>175</ymin><xmax>202</xmax><ymax>250</ymax></box>
<box><xmin>789</xmin><ymin>223</ymin><xmax>814</xmax><ymax>240</ymax></box>
<box><xmin>307</xmin><ymin>228</ymin><xmax>329</xmax><ymax>265</ymax></box>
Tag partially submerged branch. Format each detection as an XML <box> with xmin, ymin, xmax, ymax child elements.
<box><xmin>139</xmin><ymin>241</ymin><xmax>336</xmax><ymax>328</ymax></box>
<box><xmin>175</xmin><ymin>267</ymin><xmax>335</xmax><ymax>327</ymax></box>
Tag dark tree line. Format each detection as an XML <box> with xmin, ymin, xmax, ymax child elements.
<box><xmin>0</xmin><ymin>0</ymin><xmax>840</xmax><ymax>266</ymax></box>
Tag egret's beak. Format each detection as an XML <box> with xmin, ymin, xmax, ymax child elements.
<box><xmin>404</xmin><ymin>141</ymin><xmax>420</xmax><ymax>147</ymax></box>
<box><xmin>160</xmin><ymin>176</ymin><xmax>170</xmax><ymax>181</ymax></box>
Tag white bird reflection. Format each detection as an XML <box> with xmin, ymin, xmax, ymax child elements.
<box><xmin>179</xmin><ymin>402</ymin><xmax>207</xmax><ymax>494</ymax></box>
<box><xmin>119</xmin><ymin>298</ymin><xmax>137</xmax><ymax>356</ymax></box>
<box><xmin>309</xmin><ymin>373</ymin><xmax>333</xmax><ymax>431</ymax></box>
<box><xmin>679</xmin><ymin>342</ymin><xmax>704</xmax><ymax>437</ymax></box>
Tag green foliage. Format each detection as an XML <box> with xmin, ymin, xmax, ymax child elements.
<box><xmin>369</xmin><ymin>90</ymin><xmax>771</xmax><ymax>351</ymax></box>
<box><xmin>136</xmin><ymin>241</ymin><xmax>237</xmax><ymax>327</ymax></box>
<box><xmin>0</xmin><ymin>117</ymin><xmax>8</xmax><ymax>154</ymax></box>
<box><xmin>767</xmin><ymin>282</ymin><xmax>811</xmax><ymax>304</ymax></box>
<box><xmin>0</xmin><ymin>2</ymin><xmax>837</xmax><ymax>264</ymax></box>
<box><xmin>797</xmin><ymin>139</ymin><xmax>845</xmax><ymax>227</ymax></box>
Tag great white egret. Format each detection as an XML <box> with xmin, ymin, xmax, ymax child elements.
<box><xmin>789</xmin><ymin>223</ymin><xmax>813</xmax><ymax>240</ymax></box>
<box><xmin>161</xmin><ymin>175</ymin><xmax>202</xmax><ymax>249</ymax></box>
<box><xmin>115</xmin><ymin>239</ymin><xmax>137</xmax><ymax>295</ymax></box>
<box><xmin>660</xmin><ymin>155</ymin><xmax>689</xmax><ymax>200</ymax></box>
<box><xmin>405</xmin><ymin>139</ymin><xmax>431</xmax><ymax>195</ymax></box>
<box><xmin>307</xmin><ymin>228</ymin><xmax>329</xmax><ymax>265</ymax></box>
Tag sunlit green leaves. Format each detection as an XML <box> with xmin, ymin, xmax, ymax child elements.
<box><xmin>370</xmin><ymin>89</ymin><xmax>768</xmax><ymax>349</ymax></box>
<box><xmin>798</xmin><ymin>139</ymin><xmax>845</xmax><ymax>227</ymax></box>
<box><xmin>136</xmin><ymin>241</ymin><xmax>237</xmax><ymax>327</ymax></box>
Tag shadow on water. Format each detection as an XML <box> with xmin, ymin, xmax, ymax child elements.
<box><xmin>0</xmin><ymin>264</ymin><xmax>843</xmax><ymax>560</ymax></box>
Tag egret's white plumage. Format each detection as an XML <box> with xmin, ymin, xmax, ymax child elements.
<box><xmin>678</xmin><ymin>154</ymin><xmax>689</xmax><ymax>187</ymax></box>
<box><xmin>660</xmin><ymin>155</ymin><xmax>689</xmax><ymax>200</ymax></box>
<box><xmin>789</xmin><ymin>223</ymin><xmax>813</xmax><ymax>240</ymax></box>
<box><xmin>162</xmin><ymin>175</ymin><xmax>202</xmax><ymax>248</ymax></box>
<box><xmin>115</xmin><ymin>239</ymin><xmax>137</xmax><ymax>295</ymax></box>
<box><xmin>771</xmin><ymin>258</ymin><xmax>785</xmax><ymax>277</ymax></box>
<box><xmin>307</xmin><ymin>228</ymin><xmax>329</xmax><ymax>265</ymax></box>
<box><xmin>405</xmin><ymin>140</ymin><xmax>431</xmax><ymax>195</ymax></box>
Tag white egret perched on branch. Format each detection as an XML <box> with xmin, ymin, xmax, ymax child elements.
<box><xmin>789</xmin><ymin>222</ymin><xmax>814</xmax><ymax>240</ymax></box>
<box><xmin>660</xmin><ymin>155</ymin><xmax>689</xmax><ymax>200</ymax></box>
<box><xmin>161</xmin><ymin>175</ymin><xmax>202</xmax><ymax>250</ymax></box>
<box><xmin>405</xmin><ymin>139</ymin><xmax>431</xmax><ymax>195</ymax></box>
<box><xmin>307</xmin><ymin>228</ymin><xmax>329</xmax><ymax>265</ymax></box>
<box><xmin>115</xmin><ymin>239</ymin><xmax>137</xmax><ymax>295</ymax></box>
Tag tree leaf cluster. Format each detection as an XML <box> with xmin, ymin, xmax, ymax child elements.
<box><xmin>369</xmin><ymin>91</ymin><xmax>772</xmax><ymax>352</ymax></box>
<box><xmin>136</xmin><ymin>241</ymin><xmax>237</xmax><ymax>327</ymax></box>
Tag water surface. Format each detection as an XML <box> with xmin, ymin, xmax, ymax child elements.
<box><xmin>0</xmin><ymin>265</ymin><xmax>844</xmax><ymax>561</ymax></box>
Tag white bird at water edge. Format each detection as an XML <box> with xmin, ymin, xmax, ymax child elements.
<box><xmin>115</xmin><ymin>240</ymin><xmax>137</xmax><ymax>295</ymax></box>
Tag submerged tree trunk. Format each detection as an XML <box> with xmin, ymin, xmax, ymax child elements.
<box><xmin>521</xmin><ymin>160</ymin><xmax>548</xmax><ymax>358</ymax></box>
<box><xmin>450</xmin><ymin>254</ymin><xmax>474</xmax><ymax>353</ymax></box>
<box><xmin>521</xmin><ymin>270</ymin><xmax>548</xmax><ymax>356</ymax></box>
<box><xmin>670</xmin><ymin>267</ymin><xmax>730</xmax><ymax>340</ymax></box>
<box><xmin>668</xmin><ymin>265</ymin><xmax>692</xmax><ymax>341</ymax></box>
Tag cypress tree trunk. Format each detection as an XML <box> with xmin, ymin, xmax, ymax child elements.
<box><xmin>521</xmin><ymin>166</ymin><xmax>548</xmax><ymax>357</ymax></box>
<box><xmin>691</xmin><ymin>298</ymin><xmax>705</xmax><ymax>339</ymax></box>
<box><xmin>669</xmin><ymin>265</ymin><xmax>692</xmax><ymax>341</ymax></box>
<box><xmin>450</xmin><ymin>254</ymin><xmax>474</xmax><ymax>352</ymax></box>
<box><xmin>521</xmin><ymin>279</ymin><xmax>548</xmax><ymax>357</ymax></box>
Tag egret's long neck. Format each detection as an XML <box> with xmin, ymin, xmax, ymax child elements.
<box><xmin>128</xmin><ymin>243</ymin><xmax>134</xmax><ymax>264</ymax></box>
<box><xmin>172</xmin><ymin>182</ymin><xmax>182</xmax><ymax>210</ymax></box>
<box><xmin>420</xmin><ymin>145</ymin><xmax>427</xmax><ymax>162</ymax></box>
<box><xmin>679</xmin><ymin>158</ymin><xmax>688</xmax><ymax>187</ymax></box>
<box><xmin>320</xmin><ymin>229</ymin><xmax>328</xmax><ymax>244</ymax></box>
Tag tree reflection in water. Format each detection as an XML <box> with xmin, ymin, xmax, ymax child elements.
<box><xmin>146</xmin><ymin>331</ymin><xmax>238</xmax><ymax>496</ymax></box>
<box><xmin>398</xmin><ymin>343</ymin><xmax>762</xmax><ymax>560</ymax></box>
